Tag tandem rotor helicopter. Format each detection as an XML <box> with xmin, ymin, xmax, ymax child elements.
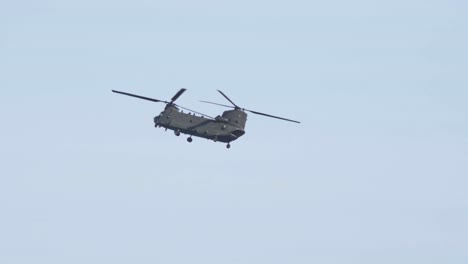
<box><xmin>112</xmin><ymin>89</ymin><xmax>301</xmax><ymax>149</ymax></box>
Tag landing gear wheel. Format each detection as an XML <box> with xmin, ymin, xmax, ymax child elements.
<box><xmin>187</xmin><ymin>137</ymin><xmax>193</xmax><ymax>143</ymax></box>
<box><xmin>174</xmin><ymin>130</ymin><xmax>181</xmax><ymax>136</ymax></box>
<box><xmin>226</xmin><ymin>143</ymin><xmax>231</xmax><ymax>149</ymax></box>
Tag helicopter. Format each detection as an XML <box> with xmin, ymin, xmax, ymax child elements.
<box><xmin>111</xmin><ymin>89</ymin><xmax>300</xmax><ymax>149</ymax></box>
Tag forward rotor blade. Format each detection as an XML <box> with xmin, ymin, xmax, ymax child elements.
<box><xmin>112</xmin><ymin>90</ymin><xmax>168</xmax><ymax>104</ymax></box>
<box><xmin>200</xmin><ymin>100</ymin><xmax>235</xmax><ymax>109</ymax></box>
<box><xmin>171</xmin><ymin>88</ymin><xmax>187</xmax><ymax>103</ymax></box>
<box><xmin>175</xmin><ymin>104</ymin><xmax>215</xmax><ymax>119</ymax></box>
<box><xmin>217</xmin><ymin>90</ymin><xmax>239</xmax><ymax>108</ymax></box>
<box><xmin>246</xmin><ymin>109</ymin><xmax>301</xmax><ymax>124</ymax></box>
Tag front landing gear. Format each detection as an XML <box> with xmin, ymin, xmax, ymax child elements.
<box><xmin>187</xmin><ymin>137</ymin><xmax>193</xmax><ymax>143</ymax></box>
<box><xmin>226</xmin><ymin>143</ymin><xmax>231</xmax><ymax>149</ymax></box>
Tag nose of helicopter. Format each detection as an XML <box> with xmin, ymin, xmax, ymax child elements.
<box><xmin>153</xmin><ymin>116</ymin><xmax>160</xmax><ymax>124</ymax></box>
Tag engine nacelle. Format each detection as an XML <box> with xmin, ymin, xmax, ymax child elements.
<box><xmin>215</xmin><ymin>116</ymin><xmax>230</xmax><ymax>123</ymax></box>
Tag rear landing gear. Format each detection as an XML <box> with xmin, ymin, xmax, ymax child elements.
<box><xmin>187</xmin><ymin>137</ymin><xmax>193</xmax><ymax>143</ymax></box>
<box><xmin>174</xmin><ymin>130</ymin><xmax>181</xmax><ymax>136</ymax></box>
<box><xmin>226</xmin><ymin>143</ymin><xmax>231</xmax><ymax>149</ymax></box>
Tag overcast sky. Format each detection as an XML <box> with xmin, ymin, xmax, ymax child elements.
<box><xmin>1</xmin><ymin>1</ymin><xmax>467</xmax><ymax>263</ymax></box>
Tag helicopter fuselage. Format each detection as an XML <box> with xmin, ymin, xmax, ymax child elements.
<box><xmin>155</xmin><ymin>105</ymin><xmax>247</xmax><ymax>143</ymax></box>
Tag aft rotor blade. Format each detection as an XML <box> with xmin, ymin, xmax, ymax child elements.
<box><xmin>217</xmin><ymin>90</ymin><xmax>239</xmax><ymax>108</ymax></box>
<box><xmin>175</xmin><ymin>104</ymin><xmax>215</xmax><ymax>119</ymax></box>
<box><xmin>246</xmin><ymin>109</ymin><xmax>301</xmax><ymax>124</ymax></box>
<box><xmin>112</xmin><ymin>90</ymin><xmax>168</xmax><ymax>104</ymax></box>
<box><xmin>170</xmin><ymin>88</ymin><xmax>187</xmax><ymax>103</ymax></box>
<box><xmin>200</xmin><ymin>100</ymin><xmax>235</xmax><ymax>109</ymax></box>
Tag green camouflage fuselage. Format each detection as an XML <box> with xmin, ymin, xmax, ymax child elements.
<box><xmin>154</xmin><ymin>105</ymin><xmax>247</xmax><ymax>143</ymax></box>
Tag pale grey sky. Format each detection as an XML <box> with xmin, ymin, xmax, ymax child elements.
<box><xmin>1</xmin><ymin>1</ymin><xmax>467</xmax><ymax>263</ymax></box>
